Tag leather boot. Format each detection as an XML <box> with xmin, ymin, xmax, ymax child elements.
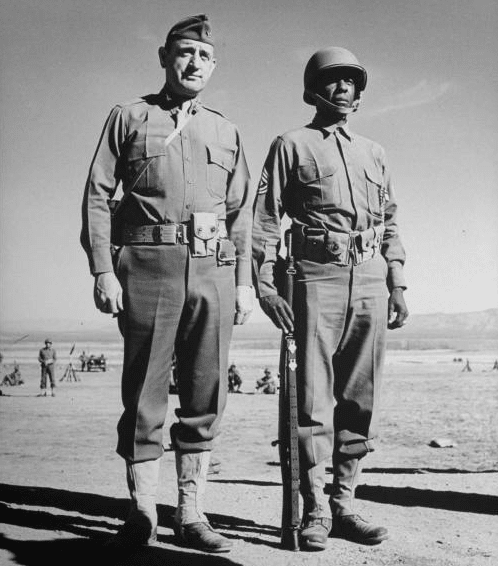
<box><xmin>330</xmin><ymin>457</ymin><xmax>388</xmax><ymax>545</ymax></box>
<box><xmin>106</xmin><ymin>459</ymin><xmax>160</xmax><ymax>548</ymax></box>
<box><xmin>173</xmin><ymin>451</ymin><xmax>232</xmax><ymax>553</ymax></box>
<box><xmin>299</xmin><ymin>459</ymin><xmax>332</xmax><ymax>551</ymax></box>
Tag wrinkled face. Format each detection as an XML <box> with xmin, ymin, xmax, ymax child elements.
<box><xmin>314</xmin><ymin>68</ymin><xmax>357</xmax><ymax>108</ymax></box>
<box><xmin>159</xmin><ymin>38</ymin><xmax>216</xmax><ymax>98</ymax></box>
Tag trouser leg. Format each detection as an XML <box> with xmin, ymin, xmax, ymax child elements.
<box><xmin>294</xmin><ymin>256</ymin><xmax>388</xmax><ymax>469</ymax></box>
<box><xmin>293</xmin><ymin>262</ymin><xmax>349</xmax><ymax>468</ymax></box>
<box><xmin>330</xmin><ymin>257</ymin><xmax>389</xmax><ymax>544</ymax></box>
<box><xmin>171</xmin><ymin>254</ymin><xmax>235</xmax><ymax>451</ymax></box>
<box><xmin>40</xmin><ymin>367</ymin><xmax>47</xmax><ymax>391</ymax></box>
<box><xmin>115</xmin><ymin>245</ymin><xmax>185</xmax><ymax>461</ymax></box>
<box><xmin>47</xmin><ymin>365</ymin><xmax>56</xmax><ymax>394</ymax></box>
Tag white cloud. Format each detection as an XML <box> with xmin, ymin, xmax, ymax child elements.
<box><xmin>134</xmin><ymin>25</ymin><xmax>160</xmax><ymax>45</ymax></box>
<box><xmin>370</xmin><ymin>79</ymin><xmax>452</xmax><ymax>115</ymax></box>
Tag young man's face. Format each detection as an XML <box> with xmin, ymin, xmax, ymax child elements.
<box><xmin>159</xmin><ymin>38</ymin><xmax>216</xmax><ymax>98</ymax></box>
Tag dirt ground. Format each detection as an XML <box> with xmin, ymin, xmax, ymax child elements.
<box><xmin>1</xmin><ymin>348</ymin><xmax>497</xmax><ymax>566</ymax></box>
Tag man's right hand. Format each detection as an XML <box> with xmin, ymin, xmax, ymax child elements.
<box><xmin>259</xmin><ymin>295</ymin><xmax>294</xmax><ymax>334</ymax></box>
<box><xmin>93</xmin><ymin>271</ymin><xmax>123</xmax><ymax>314</ymax></box>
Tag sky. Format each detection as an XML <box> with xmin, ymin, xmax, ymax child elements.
<box><xmin>1</xmin><ymin>0</ymin><xmax>497</xmax><ymax>330</ymax></box>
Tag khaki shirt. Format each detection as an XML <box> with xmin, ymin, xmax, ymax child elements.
<box><xmin>38</xmin><ymin>347</ymin><xmax>56</xmax><ymax>365</ymax></box>
<box><xmin>81</xmin><ymin>89</ymin><xmax>253</xmax><ymax>286</ymax></box>
<box><xmin>253</xmin><ymin>118</ymin><xmax>406</xmax><ymax>296</ymax></box>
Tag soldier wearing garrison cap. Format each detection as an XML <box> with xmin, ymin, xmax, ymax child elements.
<box><xmin>81</xmin><ymin>14</ymin><xmax>254</xmax><ymax>553</ymax></box>
<box><xmin>253</xmin><ymin>46</ymin><xmax>409</xmax><ymax>551</ymax></box>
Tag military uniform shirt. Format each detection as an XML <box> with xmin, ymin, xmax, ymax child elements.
<box><xmin>81</xmin><ymin>89</ymin><xmax>253</xmax><ymax>286</ymax></box>
<box><xmin>38</xmin><ymin>347</ymin><xmax>56</xmax><ymax>365</ymax></box>
<box><xmin>253</xmin><ymin>118</ymin><xmax>406</xmax><ymax>296</ymax></box>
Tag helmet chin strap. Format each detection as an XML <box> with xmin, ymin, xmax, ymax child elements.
<box><xmin>307</xmin><ymin>90</ymin><xmax>359</xmax><ymax>115</ymax></box>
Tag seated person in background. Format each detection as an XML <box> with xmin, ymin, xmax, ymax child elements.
<box><xmin>255</xmin><ymin>368</ymin><xmax>277</xmax><ymax>394</ymax></box>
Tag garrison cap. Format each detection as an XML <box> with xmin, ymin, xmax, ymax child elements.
<box><xmin>166</xmin><ymin>14</ymin><xmax>214</xmax><ymax>48</ymax></box>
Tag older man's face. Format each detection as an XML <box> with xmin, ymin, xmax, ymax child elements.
<box><xmin>315</xmin><ymin>69</ymin><xmax>356</xmax><ymax>109</ymax></box>
<box><xmin>159</xmin><ymin>38</ymin><xmax>216</xmax><ymax>98</ymax></box>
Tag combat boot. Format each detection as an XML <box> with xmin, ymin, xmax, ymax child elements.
<box><xmin>106</xmin><ymin>458</ymin><xmax>160</xmax><ymax>549</ymax></box>
<box><xmin>299</xmin><ymin>459</ymin><xmax>332</xmax><ymax>551</ymax></box>
<box><xmin>330</xmin><ymin>457</ymin><xmax>388</xmax><ymax>545</ymax></box>
<box><xmin>173</xmin><ymin>450</ymin><xmax>232</xmax><ymax>553</ymax></box>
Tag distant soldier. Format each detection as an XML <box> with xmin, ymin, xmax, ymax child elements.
<box><xmin>462</xmin><ymin>359</ymin><xmax>472</xmax><ymax>372</ymax></box>
<box><xmin>38</xmin><ymin>339</ymin><xmax>56</xmax><ymax>396</ymax></box>
<box><xmin>255</xmin><ymin>368</ymin><xmax>277</xmax><ymax>394</ymax></box>
<box><xmin>228</xmin><ymin>363</ymin><xmax>243</xmax><ymax>393</ymax></box>
<box><xmin>79</xmin><ymin>351</ymin><xmax>88</xmax><ymax>371</ymax></box>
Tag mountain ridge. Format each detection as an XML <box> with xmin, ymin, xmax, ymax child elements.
<box><xmin>1</xmin><ymin>308</ymin><xmax>496</xmax><ymax>345</ymax></box>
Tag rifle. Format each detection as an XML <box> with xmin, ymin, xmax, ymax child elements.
<box><xmin>278</xmin><ymin>229</ymin><xmax>300</xmax><ymax>550</ymax></box>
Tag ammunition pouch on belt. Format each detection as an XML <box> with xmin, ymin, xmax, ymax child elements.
<box><xmin>190</xmin><ymin>212</ymin><xmax>218</xmax><ymax>257</ymax></box>
<box><xmin>291</xmin><ymin>224</ymin><xmax>384</xmax><ymax>266</ymax></box>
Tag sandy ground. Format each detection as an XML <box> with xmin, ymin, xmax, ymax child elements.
<box><xmin>0</xmin><ymin>348</ymin><xmax>497</xmax><ymax>566</ymax></box>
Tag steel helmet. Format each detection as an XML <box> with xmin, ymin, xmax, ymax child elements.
<box><xmin>303</xmin><ymin>46</ymin><xmax>367</xmax><ymax>105</ymax></box>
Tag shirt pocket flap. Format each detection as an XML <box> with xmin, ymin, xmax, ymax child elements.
<box><xmin>207</xmin><ymin>144</ymin><xmax>235</xmax><ymax>172</ymax></box>
<box><xmin>126</xmin><ymin>135</ymin><xmax>167</xmax><ymax>162</ymax></box>
<box><xmin>365</xmin><ymin>168</ymin><xmax>382</xmax><ymax>187</ymax></box>
<box><xmin>145</xmin><ymin>135</ymin><xmax>169</xmax><ymax>159</ymax></box>
<box><xmin>298</xmin><ymin>160</ymin><xmax>336</xmax><ymax>184</ymax></box>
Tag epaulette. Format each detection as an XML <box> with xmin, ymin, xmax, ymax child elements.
<box><xmin>200</xmin><ymin>103</ymin><xmax>228</xmax><ymax>120</ymax></box>
<box><xmin>115</xmin><ymin>96</ymin><xmax>149</xmax><ymax>109</ymax></box>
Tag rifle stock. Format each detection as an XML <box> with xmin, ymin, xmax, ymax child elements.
<box><xmin>278</xmin><ymin>229</ymin><xmax>300</xmax><ymax>550</ymax></box>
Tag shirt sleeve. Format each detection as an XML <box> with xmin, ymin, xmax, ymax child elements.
<box><xmin>225</xmin><ymin>128</ymin><xmax>255</xmax><ymax>287</ymax></box>
<box><xmin>80</xmin><ymin>105</ymin><xmax>126</xmax><ymax>275</ymax></box>
<box><xmin>252</xmin><ymin>136</ymin><xmax>290</xmax><ymax>298</ymax></box>
<box><xmin>380</xmin><ymin>148</ymin><xmax>407</xmax><ymax>291</ymax></box>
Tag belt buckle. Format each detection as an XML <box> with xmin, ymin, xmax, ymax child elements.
<box><xmin>177</xmin><ymin>224</ymin><xmax>188</xmax><ymax>245</ymax></box>
<box><xmin>349</xmin><ymin>232</ymin><xmax>360</xmax><ymax>265</ymax></box>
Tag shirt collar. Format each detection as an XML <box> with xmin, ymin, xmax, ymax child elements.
<box><xmin>311</xmin><ymin>114</ymin><xmax>353</xmax><ymax>141</ymax></box>
<box><xmin>158</xmin><ymin>85</ymin><xmax>201</xmax><ymax>115</ymax></box>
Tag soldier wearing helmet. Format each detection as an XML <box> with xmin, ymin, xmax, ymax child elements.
<box><xmin>253</xmin><ymin>46</ymin><xmax>408</xmax><ymax>551</ymax></box>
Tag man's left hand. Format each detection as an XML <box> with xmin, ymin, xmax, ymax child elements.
<box><xmin>388</xmin><ymin>287</ymin><xmax>409</xmax><ymax>329</ymax></box>
<box><xmin>234</xmin><ymin>285</ymin><xmax>253</xmax><ymax>325</ymax></box>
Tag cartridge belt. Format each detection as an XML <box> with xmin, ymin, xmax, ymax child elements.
<box><xmin>121</xmin><ymin>223</ymin><xmax>190</xmax><ymax>245</ymax></box>
<box><xmin>121</xmin><ymin>219</ymin><xmax>227</xmax><ymax>246</ymax></box>
<box><xmin>291</xmin><ymin>224</ymin><xmax>384</xmax><ymax>266</ymax></box>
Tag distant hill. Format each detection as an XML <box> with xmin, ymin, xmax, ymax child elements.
<box><xmin>1</xmin><ymin>309</ymin><xmax>497</xmax><ymax>351</ymax></box>
<box><xmin>233</xmin><ymin>309</ymin><xmax>498</xmax><ymax>351</ymax></box>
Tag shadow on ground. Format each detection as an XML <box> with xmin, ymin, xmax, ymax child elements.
<box><xmin>0</xmin><ymin>483</ymin><xmax>279</xmax><ymax>565</ymax></box>
<box><xmin>210</xmin><ymin>475</ymin><xmax>498</xmax><ymax>515</ymax></box>
<box><xmin>1</xmin><ymin>476</ymin><xmax>497</xmax><ymax>566</ymax></box>
<box><xmin>0</xmin><ymin>533</ymin><xmax>244</xmax><ymax>566</ymax></box>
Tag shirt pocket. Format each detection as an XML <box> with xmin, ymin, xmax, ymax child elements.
<box><xmin>297</xmin><ymin>159</ymin><xmax>339</xmax><ymax>211</ymax></box>
<box><xmin>206</xmin><ymin>144</ymin><xmax>235</xmax><ymax>199</ymax></box>
<box><xmin>364</xmin><ymin>168</ymin><xmax>384</xmax><ymax>218</ymax></box>
<box><xmin>125</xmin><ymin>133</ymin><xmax>168</xmax><ymax>194</ymax></box>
